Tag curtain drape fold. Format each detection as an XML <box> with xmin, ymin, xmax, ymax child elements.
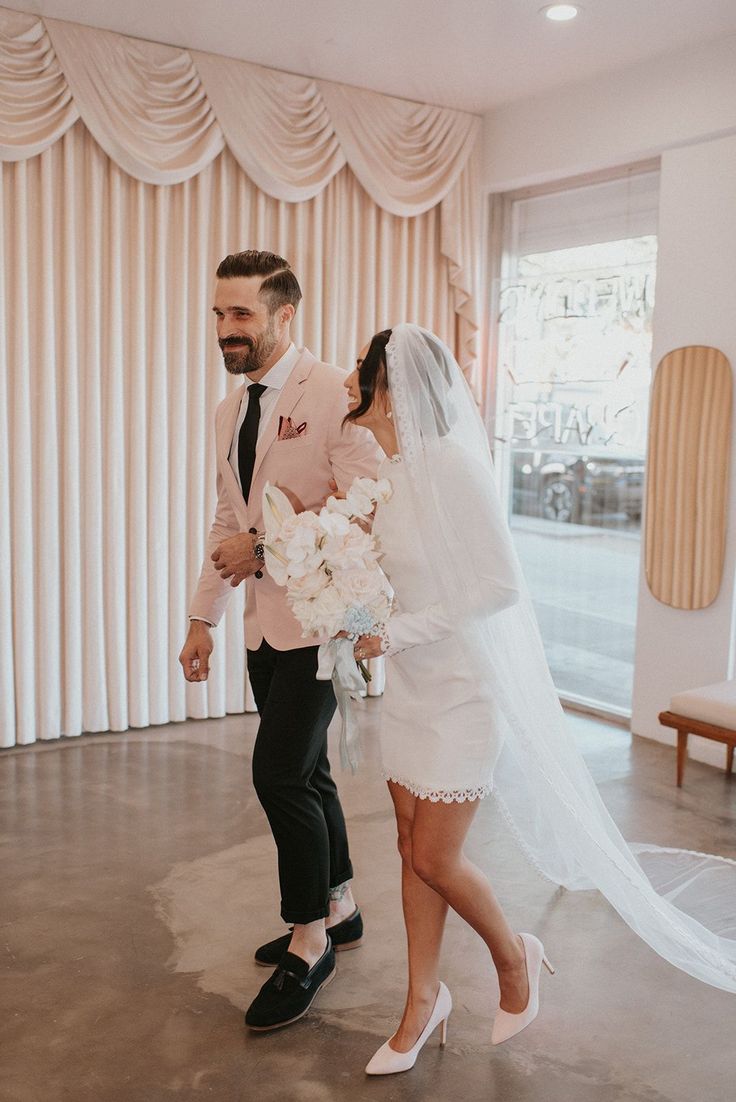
<box><xmin>318</xmin><ymin>80</ymin><xmax>480</xmax><ymax>217</ymax></box>
<box><xmin>192</xmin><ymin>52</ymin><xmax>345</xmax><ymax>202</ymax></box>
<box><xmin>0</xmin><ymin>8</ymin><xmax>78</xmax><ymax>160</ymax></box>
<box><xmin>440</xmin><ymin>144</ymin><xmax>481</xmax><ymax>377</ymax></box>
<box><xmin>46</xmin><ymin>19</ymin><xmax>225</xmax><ymax>185</ymax></box>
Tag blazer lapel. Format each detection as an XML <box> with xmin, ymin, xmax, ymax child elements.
<box><xmin>250</xmin><ymin>349</ymin><xmax>316</xmax><ymax>488</ymax></box>
<box><xmin>218</xmin><ymin>383</ymin><xmax>249</xmax><ymax>527</ymax></box>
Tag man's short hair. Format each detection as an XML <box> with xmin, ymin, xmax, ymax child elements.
<box><xmin>216</xmin><ymin>250</ymin><xmax>302</xmax><ymax>314</ymax></box>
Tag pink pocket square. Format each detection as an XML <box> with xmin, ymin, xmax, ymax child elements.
<box><xmin>278</xmin><ymin>416</ymin><xmax>308</xmax><ymax>440</ymax></box>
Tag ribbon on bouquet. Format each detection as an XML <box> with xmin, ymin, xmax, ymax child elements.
<box><xmin>316</xmin><ymin>637</ymin><xmax>365</xmax><ymax>773</ymax></box>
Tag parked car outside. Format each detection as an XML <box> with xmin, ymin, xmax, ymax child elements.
<box><xmin>511</xmin><ymin>447</ymin><xmax>644</xmax><ymax>525</ymax></box>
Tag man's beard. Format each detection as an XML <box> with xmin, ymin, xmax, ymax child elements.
<box><xmin>220</xmin><ymin>322</ymin><xmax>278</xmax><ymax>375</ymax></box>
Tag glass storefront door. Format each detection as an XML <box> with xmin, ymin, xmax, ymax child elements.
<box><xmin>494</xmin><ymin>177</ymin><xmax>658</xmax><ymax>715</ymax></box>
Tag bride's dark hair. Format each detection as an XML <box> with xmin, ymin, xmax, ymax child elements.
<box><xmin>343</xmin><ymin>328</ymin><xmax>392</xmax><ymax>426</ymax></box>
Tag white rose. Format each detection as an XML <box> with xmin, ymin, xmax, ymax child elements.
<box><xmin>289</xmin><ymin>596</ymin><xmax>318</xmax><ymax>636</ymax></box>
<box><xmin>298</xmin><ymin>584</ymin><xmax>345</xmax><ymax>635</ymax></box>
<box><xmin>322</xmin><ymin>524</ymin><xmax>374</xmax><ymax>570</ymax></box>
<box><xmin>286</xmin><ymin>549</ymin><xmax>326</xmax><ymax>580</ymax></box>
<box><xmin>286</xmin><ymin>568</ymin><xmax>331</xmax><ymax>601</ymax></box>
<box><xmin>331</xmin><ymin>567</ymin><xmax>386</xmax><ymax>605</ymax></box>
<box><xmin>285</xmin><ymin>532</ymin><xmax>320</xmax><ymax>566</ymax></box>
<box><xmin>365</xmin><ymin>589</ymin><xmax>393</xmax><ymax>620</ymax></box>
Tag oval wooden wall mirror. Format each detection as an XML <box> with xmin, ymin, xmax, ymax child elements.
<box><xmin>645</xmin><ymin>345</ymin><xmax>732</xmax><ymax>609</ymax></box>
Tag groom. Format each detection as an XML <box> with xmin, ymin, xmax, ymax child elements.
<box><xmin>179</xmin><ymin>250</ymin><xmax>380</xmax><ymax>1030</ymax></box>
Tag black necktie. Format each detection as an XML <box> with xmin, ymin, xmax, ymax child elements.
<box><xmin>238</xmin><ymin>383</ymin><xmax>267</xmax><ymax>503</ymax></box>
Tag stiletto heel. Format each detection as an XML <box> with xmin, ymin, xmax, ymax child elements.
<box><xmin>365</xmin><ymin>981</ymin><xmax>452</xmax><ymax>1075</ymax></box>
<box><xmin>491</xmin><ymin>932</ymin><xmax>554</xmax><ymax>1046</ymax></box>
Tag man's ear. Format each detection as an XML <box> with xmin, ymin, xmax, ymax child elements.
<box><xmin>280</xmin><ymin>303</ymin><xmax>296</xmax><ymax>329</ymax></box>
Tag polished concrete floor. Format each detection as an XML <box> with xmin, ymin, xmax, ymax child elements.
<box><xmin>2</xmin><ymin>702</ymin><xmax>735</xmax><ymax>1102</ymax></box>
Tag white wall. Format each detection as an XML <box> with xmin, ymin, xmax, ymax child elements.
<box><xmin>482</xmin><ymin>36</ymin><xmax>736</xmax><ymax>767</ymax></box>
<box><xmin>482</xmin><ymin>35</ymin><xmax>736</xmax><ymax>191</ymax></box>
<box><xmin>631</xmin><ymin>134</ymin><xmax>736</xmax><ymax>765</ymax></box>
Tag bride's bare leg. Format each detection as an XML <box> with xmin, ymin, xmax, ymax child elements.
<box><xmin>409</xmin><ymin>796</ymin><xmax>529</xmax><ymax>1014</ymax></box>
<box><xmin>387</xmin><ymin>781</ymin><xmax>449</xmax><ymax>1052</ymax></box>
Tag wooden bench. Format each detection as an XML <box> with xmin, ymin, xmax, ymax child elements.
<box><xmin>658</xmin><ymin>679</ymin><xmax>736</xmax><ymax>787</ymax></box>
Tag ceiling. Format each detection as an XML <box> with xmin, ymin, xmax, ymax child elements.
<box><xmin>10</xmin><ymin>0</ymin><xmax>736</xmax><ymax>113</ymax></box>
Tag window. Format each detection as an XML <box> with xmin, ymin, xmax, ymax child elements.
<box><xmin>494</xmin><ymin>171</ymin><xmax>659</xmax><ymax>715</ymax></box>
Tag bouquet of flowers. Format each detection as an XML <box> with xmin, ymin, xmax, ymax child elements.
<box><xmin>262</xmin><ymin>476</ymin><xmax>394</xmax><ymax>770</ymax></box>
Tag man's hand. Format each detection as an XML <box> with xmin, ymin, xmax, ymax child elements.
<box><xmin>179</xmin><ymin>621</ymin><xmax>214</xmax><ymax>682</ymax></box>
<box><xmin>322</xmin><ymin>478</ymin><xmax>346</xmax><ymax>507</ymax></box>
<box><xmin>211</xmin><ymin>532</ymin><xmax>260</xmax><ymax>587</ymax></box>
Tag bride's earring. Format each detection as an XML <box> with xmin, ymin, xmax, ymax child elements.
<box><xmin>386</xmin><ymin>407</ymin><xmax>393</xmax><ymax>420</ymax></box>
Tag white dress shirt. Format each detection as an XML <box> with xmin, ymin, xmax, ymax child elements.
<box><xmin>228</xmin><ymin>343</ymin><xmax>300</xmax><ymax>493</ymax></box>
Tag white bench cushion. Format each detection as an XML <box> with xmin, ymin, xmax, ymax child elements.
<box><xmin>670</xmin><ymin>679</ymin><xmax>736</xmax><ymax>729</ymax></box>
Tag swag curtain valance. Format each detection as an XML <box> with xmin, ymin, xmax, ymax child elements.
<box><xmin>0</xmin><ymin>6</ymin><xmax>480</xmax><ymax>367</ymax></box>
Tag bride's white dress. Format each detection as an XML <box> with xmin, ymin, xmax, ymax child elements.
<box><xmin>363</xmin><ymin>323</ymin><xmax>736</xmax><ymax>993</ymax></box>
<box><xmin>372</xmin><ymin>444</ymin><xmax>519</xmax><ymax>803</ymax></box>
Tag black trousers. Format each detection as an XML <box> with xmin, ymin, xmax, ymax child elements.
<box><xmin>247</xmin><ymin>639</ymin><xmax>353</xmax><ymax>924</ymax></box>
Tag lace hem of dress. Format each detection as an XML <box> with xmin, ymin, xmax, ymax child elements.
<box><xmin>383</xmin><ymin>772</ymin><xmax>493</xmax><ymax>803</ymax></box>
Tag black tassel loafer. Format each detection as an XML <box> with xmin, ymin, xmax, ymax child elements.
<box><xmin>254</xmin><ymin>907</ymin><xmax>363</xmax><ymax>967</ymax></box>
<box><xmin>244</xmin><ymin>937</ymin><xmax>336</xmax><ymax>1031</ymax></box>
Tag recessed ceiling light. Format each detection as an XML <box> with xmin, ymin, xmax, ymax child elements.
<box><xmin>542</xmin><ymin>4</ymin><xmax>580</xmax><ymax>21</ymax></box>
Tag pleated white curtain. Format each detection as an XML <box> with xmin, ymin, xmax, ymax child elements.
<box><xmin>0</xmin><ymin>122</ymin><xmax>456</xmax><ymax>747</ymax></box>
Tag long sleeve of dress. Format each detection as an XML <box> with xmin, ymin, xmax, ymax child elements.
<box><xmin>384</xmin><ymin>447</ymin><xmax>521</xmax><ymax>656</ymax></box>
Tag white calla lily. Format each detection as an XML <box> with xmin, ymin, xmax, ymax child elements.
<box><xmin>262</xmin><ymin>482</ymin><xmax>296</xmax><ymax>539</ymax></box>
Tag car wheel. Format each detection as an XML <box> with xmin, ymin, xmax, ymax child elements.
<box><xmin>541</xmin><ymin>478</ymin><xmax>577</xmax><ymax>523</ymax></box>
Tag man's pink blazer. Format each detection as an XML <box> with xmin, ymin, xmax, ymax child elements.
<box><xmin>189</xmin><ymin>348</ymin><xmax>381</xmax><ymax>650</ymax></box>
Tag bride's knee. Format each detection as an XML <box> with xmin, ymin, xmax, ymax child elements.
<box><xmin>397</xmin><ymin>834</ymin><xmax>413</xmax><ymax>867</ymax></box>
<box><xmin>396</xmin><ymin>823</ymin><xmax>413</xmax><ymax>866</ymax></box>
<box><xmin>411</xmin><ymin>841</ymin><xmax>454</xmax><ymax>889</ymax></box>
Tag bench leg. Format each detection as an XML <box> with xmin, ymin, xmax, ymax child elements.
<box><xmin>727</xmin><ymin>744</ymin><xmax>734</xmax><ymax>777</ymax></box>
<box><xmin>676</xmin><ymin>730</ymin><xmax>688</xmax><ymax>787</ymax></box>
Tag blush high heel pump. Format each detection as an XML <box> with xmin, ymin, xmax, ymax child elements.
<box><xmin>365</xmin><ymin>981</ymin><xmax>452</xmax><ymax>1075</ymax></box>
<box><xmin>491</xmin><ymin>932</ymin><xmax>555</xmax><ymax>1046</ymax></box>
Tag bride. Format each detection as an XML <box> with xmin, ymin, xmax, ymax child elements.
<box><xmin>341</xmin><ymin>323</ymin><xmax>736</xmax><ymax>1076</ymax></box>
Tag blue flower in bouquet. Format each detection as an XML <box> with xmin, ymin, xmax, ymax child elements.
<box><xmin>343</xmin><ymin>605</ymin><xmax>378</xmax><ymax>638</ymax></box>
